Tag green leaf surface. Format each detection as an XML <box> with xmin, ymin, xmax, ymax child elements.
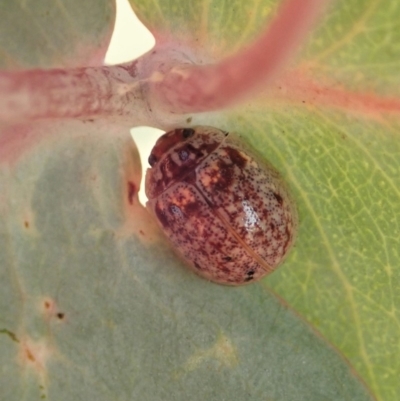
<box><xmin>303</xmin><ymin>0</ymin><xmax>400</xmax><ymax>92</ymax></box>
<box><xmin>129</xmin><ymin>0</ymin><xmax>275</xmax><ymax>57</ymax></box>
<box><xmin>0</xmin><ymin>0</ymin><xmax>116</xmax><ymax>69</ymax></box>
<box><xmin>229</xmin><ymin>108</ymin><xmax>400</xmax><ymax>401</ymax></box>
<box><xmin>128</xmin><ymin>0</ymin><xmax>400</xmax><ymax>400</ymax></box>
<box><xmin>0</xmin><ymin>120</ymin><xmax>374</xmax><ymax>401</ymax></box>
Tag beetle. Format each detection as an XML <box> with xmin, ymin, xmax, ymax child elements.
<box><xmin>145</xmin><ymin>126</ymin><xmax>297</xmax><ymax>285</ymax></box>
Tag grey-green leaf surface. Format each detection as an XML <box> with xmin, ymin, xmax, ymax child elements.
<box><xmin>0</xmin><ymin>120</ymin><xmax>374</xmax><ymax>401</ymax></box>
<box><xmin>0</xmin><ymin>0</ymin><xmax>116</xmax><ymax>69</ymax></box>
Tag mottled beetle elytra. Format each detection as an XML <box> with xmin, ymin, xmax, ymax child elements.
<box><xmin>145</xmin><ymin>126</ymin><xmax>297</xmax><ymax>286</ymax></box>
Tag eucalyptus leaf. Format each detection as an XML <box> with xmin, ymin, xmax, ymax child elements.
<box><xmin>0</xmin><ymin>120</ymin><xmax>374</xmax><ymax>401</ymax></box>
<box><xmin>0</xmin><ymin>0</ymin><xmax>116</xmax><ymax>69</ymax></box>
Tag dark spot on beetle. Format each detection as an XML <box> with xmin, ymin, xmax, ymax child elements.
<box><xmin>56</xmin><ymin>312</ymin><xmax>65</xmax><ymax>320</ymax></box>
<box><xmin>261</xmin><ymin>208</ymin><xmax>270</xmax><ymax>221</ymax></box>
<box><xmin>152</xmin><ymin>129</ymin><xmax>190</xmax><ymax>162</ymax></box>
<box><xmin>212</xmin><ymin>161</ymin><xmax>235</xmax><ymax>190</ymax></box>
<box><xmin>156</xmin><ymin>140</ymin><xmax>221</xmax><ymax>191</ymax></box>
<box><xmin>183</xmin><ymin>201</ymin><xmax>202</xmax><ymax>217</ymax></box>
<box><xmin>156</xmin><ymin>144</ymin><xmax>205</xmax><ymax>187</ymax></box>
<box><xmin>24</xmin><ymin>221</ymin><xmax>29</xmax><ymax>228</ymax></box>
<box><xmin>225</xmin><ymin>146</ymin><xmax>247</xmax><ymax>169</ymax></box>
<box><xmin>139</xmin><ymin>230</ymin><xmax>145</xmax><ymax>236</ymax></box>
<box><xmin>178</xmin><ymin>143</ymin><xmax>204</xmax><ymax>161</ymax></box>
<box><xmin>183</xmin><ymin>170</ymin><xmax>197</xmax><ymax>185</ymax></box>
<box><xmin>127</xmin><ymin>181</ymin><xmax>136</xmax><ymax>205</ymax></box>
<box><xmin>244</xmin><ymin>270</ymin><xmax>255</xmax><ymax>282</ymax></box>
<box><xmin>270</xmin><ymin>222</ymin><xmax>275</xmax><ymax>231</ymax></box>
<box><xmin>155</xmin><ymin>202</ymin><xmax>170</xmax><ymax>228</ymax></box>
<box><xmin>194</xmin><ymin>262</ymin><xmax>202</xmax><ymax>269</ymax></box>
<box><xmin>160</xmin><ymin>156</ymin><xmax>179</xmax><ymax>178</ymax></box>
<box><xmin>148</xmin><ymin>153</ymin><xmax>157</xmax><ymax>167</ymax></box>
<box><xmin>182</xmin><ymin>128</ymin><xmax>195</xmax><ymax>139</ymax></box>
<box><xmin>169</xmin><ymin>204</ymin><xmax>184</xmax><ymax>219</ymax></box>
<box><xmin>152</xmin><ymin>154</ymin><xmax>199</xmax><ymax>197</ymax></box>
<box><xmin>179</xmin><ymin>149</ymin><xmax>189</xmax><ymax>161</ymax></box>
<box><xmin>223</xmin><ymin>256</ymin><xmax>232</xmax><ymax>261</ymax></box>
<box><xmin>232</xmin><ymin>192</ymin><xmax>243</xmax><ymax>204</ymax></box>
<box><xmin>273</xmin><ymin>193</ymin><xmax>283</xmax><ymax>205</ymax></box>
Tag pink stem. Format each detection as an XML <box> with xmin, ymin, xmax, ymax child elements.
<box><xmin>0</xmin><ymin>0</ymin><xmax>330</xmax><ymax>127</ymax></box>
<box><xmin>0</xmin><ymin>62</ymin><xmax>151</xmax><ymax>125</ymax></box>
<box><xmin>156</xmin><ymin>0</ymin><xmax>330</xmax><ymax>113</ymax></box>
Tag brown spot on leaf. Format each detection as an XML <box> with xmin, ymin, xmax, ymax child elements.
<box><xmin>25</xmin><ymin>347</ymin><xmax>36</xmax><ymax>362</ymax></box>
<box><xmin>41</xmin><ymin>298</ymin><xmax>66</xmax><ymax>321</ymax></box>
<box><xmin>42</xmin><ymin>298</ymin><xmax>56</xmax><ymax>315</ymax></box>
<box><xmin>127</xmin><ymin>181</ymin><xmax>136</xmax><ymax>205</ymax></box>
<box><xmin>19</xmin><ymin>337</ymin><xmax>51</xmax><ymax>374</ymax></box>
<box><xmin>0</xmin><ymin>328</ymin><xmax>19</xmax><ymax>343</ymax></box>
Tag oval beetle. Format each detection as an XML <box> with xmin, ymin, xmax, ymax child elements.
<box><xmin>145</xmin><ymin>126</ymin><xmax>297</xmax><ymax>285</ymax></box>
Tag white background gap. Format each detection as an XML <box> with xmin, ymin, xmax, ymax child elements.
<box><xmin>105</xmin><ymin>0</ymin><xmax>163</xmax><ymax>205</ymax></box>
